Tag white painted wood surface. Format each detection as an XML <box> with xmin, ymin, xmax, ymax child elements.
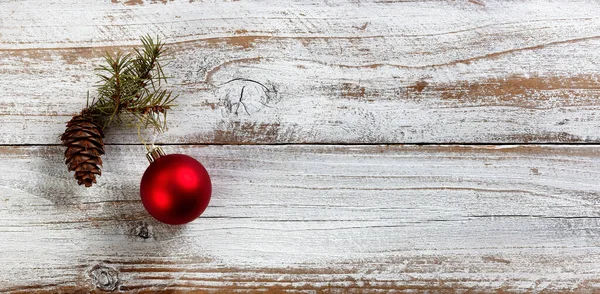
<box><xmin>2</xmin><ymin>0</ymin><xmax>600</xmax><ymax>144</ymax></box>
<box><xmin>2</xmin><ymin>0</ymin><xmax>600</xmax><ymax>292</ymax></box>
<box><xmin>2</xmin><ymin>145</ymin><xmax>600</xmax><ymax>292</ymax></box>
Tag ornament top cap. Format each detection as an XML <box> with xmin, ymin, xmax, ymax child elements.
<box><xmin>146</xmin><ymin>146</ymin><xmax>166</xmax><ymax>163</ymax></box>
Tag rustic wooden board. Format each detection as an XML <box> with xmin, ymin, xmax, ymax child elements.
<box><xmin>1</xmin><ymin>145</ymin><xmax>600</xmax><ymax>292</ymax></box>
<box><xmin>2</xmin><ymin>0</ymin><xmax>600</xmax><ymax>144</ymax></box>
<box><xmin>3</xmin><ymin>0</ymin><xmax>600</xmax><ymax>293</ymax></box>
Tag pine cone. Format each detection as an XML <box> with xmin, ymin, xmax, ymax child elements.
<box><xmin>61</xmin><ymin>113</ymin><xmax>105</xmax><ymax>187</ymax></box>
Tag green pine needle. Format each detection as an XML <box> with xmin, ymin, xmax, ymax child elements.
<box><xmin>87</xmin><ymin>35</ymin><xmax>176</xmax><ymax>134</ymax></box>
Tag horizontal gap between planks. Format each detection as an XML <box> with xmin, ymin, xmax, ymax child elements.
<box><xmin>2</xmin><ymin>142</ymin><xmax>600</xmax><ymax>147</ymax></box>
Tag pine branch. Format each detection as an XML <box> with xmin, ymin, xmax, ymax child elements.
<box><xmin>87</xmin><ymin>35</ymin><xmax>176</xmax><ymax>133</ymax></box>
<box><xmin>126</xmin><ymin>89</ymin><xmax>176</xmax><ymax>131</ymax></box>
<box><xmin>62</xmin><ymin>35</ymin><xmax>176</xmax><ymax>187</ymax></box>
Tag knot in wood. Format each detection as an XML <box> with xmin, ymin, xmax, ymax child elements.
<box><xmin>134</xmin><ymin>222</ymin><xmax>153</xmax><ymax>239</ymax></box>
<box><xmin>90</xmin><ymin>265</ymin><xmax>119</xmax><ymax>291</ymax></box>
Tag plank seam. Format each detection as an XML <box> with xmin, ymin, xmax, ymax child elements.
<box><xmin>2</xmin><ymin>142</ymin><xmax>600</xmax><ymax>147</ymax></box>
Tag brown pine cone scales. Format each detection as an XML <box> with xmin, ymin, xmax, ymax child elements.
<box><xmin>61</xmin><ymin>113</ymin><xmax>105</xmax><ymax>187</ymax></box>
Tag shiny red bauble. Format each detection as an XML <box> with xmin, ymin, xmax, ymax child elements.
<box><xmin>140</xmin><ymin>151</ymin><xmax>211</xmax><ymax>225</ymax></box>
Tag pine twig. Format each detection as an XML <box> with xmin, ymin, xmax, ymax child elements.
<box><xmin>61</xmin><ymin>35</ymin><xmax>176</xmax><ymax>188</ymax></box>
<box><xmin>88</xmin><ymin>35</ymin><xmax>176</xmax><ymax>133</ymax></box>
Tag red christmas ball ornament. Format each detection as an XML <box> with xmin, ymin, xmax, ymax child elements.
<box><xmin>140</xmin><ymin>147</ymin><xmax>212</xmax><ymax>225</ymax></box>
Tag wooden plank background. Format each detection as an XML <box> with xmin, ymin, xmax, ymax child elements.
<box><xmin>2</xmin><ymin>0</ymin><xmax>600</xmax><ymax>292</ymax></box>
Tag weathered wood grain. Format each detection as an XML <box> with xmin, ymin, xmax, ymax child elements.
<box><xmin>2</xmin><ymin>0</ymin><xmax>600</xmax><ymax>144</ymax></box>
<box><xmin>3</xmin><ymin>1</ymin><xmax>600</xmax><ymax>293</ymax></box>
<box><xmin>2</xmin><ymin>145</ymin><xmax>600</xmax><ymax>292</ymax></box>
